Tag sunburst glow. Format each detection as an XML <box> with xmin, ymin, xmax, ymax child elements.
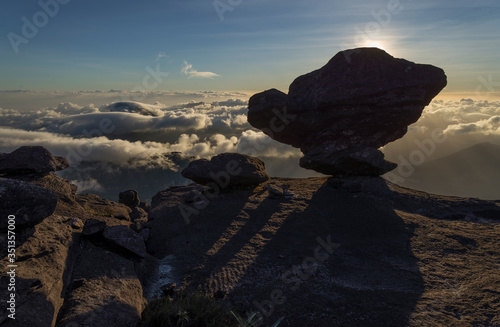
<box><xmin>362</xmin><ymin>40</ymin><xmax>387</xmax><ymax>50</ymax></box>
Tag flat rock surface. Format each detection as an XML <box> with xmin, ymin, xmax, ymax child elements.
<box><xmin>148</xmin><ymin>176</ymin><xmax>500</xmax><ymax>327</ymax></box>
<box><xmin>0</xmin><ymin>215</ymin><xmax>80</xmax><ymax>326</ymax></box>
<box><xmin>0</xmin><ymin>178</ymin><xmax>58</xmax><ymax>230</ymax></box>
<box><xmin>56</xmin><ymin>241</ymin><xmax>147</xmax><ymax>327</ymax></box>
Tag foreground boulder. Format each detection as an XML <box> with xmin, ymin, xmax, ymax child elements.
<box><xmin>0</xmin><ymin>146</ymin><xmax>69</xmax><ymax>175</ymax></box>
<box><xmin>248</xmin><ymin>47</ymin><xmax>447</xmax><ymax>175</ymax></box>
<box><xmin>0</xmin><ymin>145</ymin><xmax>152</xmax><ymax>327</ymax></box>
<box><xmin>0</xmin><ymin>178</ymin><xmax>57</xmax><ymax>231</ymax></box>
<box><xmin>0</xmin><ymin>215</ymin><xmax>81</xmax><ymax>326</ymax></box>
<box><xmin>181</xmin><ymin>153</ymin><xmax>269</xmax><ymax>187</ymax></box>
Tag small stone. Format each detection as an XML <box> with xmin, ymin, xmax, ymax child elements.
<box><xmin>266</xmin><ymin>184</ymin><xmax>284</xmax><ymax>197</ymax></box>
<box><xmin>70</xmin><ymin>218</ymin><xmax>84</xmax><ymax>229</ymax></box>
<box><xmin>266</xmin><ymin>184</ymin><xmax>294</xmax><ymax>199</ymax></box>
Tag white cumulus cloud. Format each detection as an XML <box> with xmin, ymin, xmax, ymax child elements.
<box><xmin>181</xmin><ymin>61</ymin><xmax>220</xmax><ymax>79</ymax></box>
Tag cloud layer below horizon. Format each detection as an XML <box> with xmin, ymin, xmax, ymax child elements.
<box><xmin>0</xmin><ymin>97</ymin><xmax>301</xmax><ymax>172</ymax></box>
<box><xmin>1</xmin><ymin>95</ymin><xmax>499</xmax><ymax>195</ymax></box>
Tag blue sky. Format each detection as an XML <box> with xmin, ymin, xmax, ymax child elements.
<box><xmin>1</xmin><ymin>0</ymin><xmax>499</xmax><ymax>94</ymax></box>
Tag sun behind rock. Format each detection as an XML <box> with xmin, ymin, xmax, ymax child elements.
<box><xmin>247</xmin><ymin>47</ymin><xmax>447</xmax><ymax>176</ymax></box>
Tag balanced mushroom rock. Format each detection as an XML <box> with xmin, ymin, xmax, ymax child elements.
<box><xmin>248</xmin><ymin>47</ymin><xmax>447</xmax><ymax>175</ymax></box>
<box><xmin>181</xmin><ymin>153</ymin><xmax>269</xmax><ymax>187</ymax></box>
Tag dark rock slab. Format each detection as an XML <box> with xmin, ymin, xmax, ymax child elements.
<box><xmin>56</xmin><ymin>241</ymin><xmax>147</xmax><ymax>327</ymax></box>
<box><xmin>0</xmin><ymin>178</ymin><xmax>57</xmax><ymax>231</ymax></box>
<box><xmin>0</xmin><ymin>215</ymin><xmax>81</xmax><ymax>326</ymax></box>
<box><xmin>82</xmin><ymin>218</ymin><xmax>108</xmax><ymax>236</ymax></box>
<box><xmin>102</xmin><ymin>225</ymin><xmax>147</xmax><ymax>258</ymax></box>
<box><xmin>0</xmin><ymin>146</ymin><xmax>69</xmax><ymax>175</ymax></box>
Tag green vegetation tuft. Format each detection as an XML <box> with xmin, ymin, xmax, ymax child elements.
<box><xmin>140</xmin><ymin>291</ymin><xmax>283</xmax><ymax>327</ymax></box>
<box><xmin>140</xmin><ymin>291</ymin><xmax>233</xmax><ymax>327</ymax></box>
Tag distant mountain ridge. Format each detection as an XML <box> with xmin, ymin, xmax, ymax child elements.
<box><xmin>395</xmin><ymin>142</ymin><xmax>500</xmax><ymax>200</ymax></box>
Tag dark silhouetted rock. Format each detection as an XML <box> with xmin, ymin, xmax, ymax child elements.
<box><xmin>0</xmin><ymin>146</ymin><xmax>69</xmax><ymax>175</ymax></box>
<box><xmin>82</xmin><ymin>219</ymin><xmax>107</xmax><ymax>236</ymax></box>
<box><xmin>0</xmin><ymin>178</ymin><xmax>57</xmax><ymax>231</ymax></box>
<box><xmin>102</xmin><ymin>225</ymin><xmax>147</xmax><ymax>258</ymax></box>
<box><xmin>181</xmin><ymin>153</ymin><xmax>269</xmax><ymax>187</ymax></box>
<box><xmin>139</xmin><ymin>200</ymin><xmax>150</xmax><ymax>212</ymax></box>
<box><xmin>248</xmin><ymin>47</ymin><xmax>447</xmax><ymax>176</ymax></box>
<box><xmin>119</xmin><ymin>189</ymin><xmax>140</xmax><ymax>208</ymax></box>
<box><xmin>131</xmin><ymin>207</ymin><xmax>148</xmax><ymax>222</ymax></box>
<box><xmin>130</xmin><ymin>207</ymin><xmax>148</xmax><ymax>232</ymax></box>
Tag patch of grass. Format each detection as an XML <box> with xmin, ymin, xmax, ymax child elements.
<box><xmin>140</xmin><ymin>291</ymin><xmax>283</xmax><ymax>327</ymax></box>
<box><xmin>140</xmin><ymin>291</ymin><xmax>234</xmax><ymax>327</ymax></box>
<box><xmin>88</xmin><ymin>206</ymin><xmax>114</xmax><ymax>217</ymax></box>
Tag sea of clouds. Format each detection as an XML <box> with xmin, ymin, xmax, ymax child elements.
<box><xmin>383</xmin><ymin>98</ymin><xmax>500</xmax><ymax>163</ymax></box>
<box><xmin>1</xmin><ymin>90</ymin><xmax>499</xmax><ymax>199</ymax></box>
